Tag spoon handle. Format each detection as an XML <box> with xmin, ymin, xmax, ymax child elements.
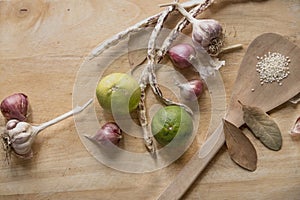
<box><xmin>157</xmin><ymin>122</ymin><xmax>225</xmax><ymax>200</ymax></box>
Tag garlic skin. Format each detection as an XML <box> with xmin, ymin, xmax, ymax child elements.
<box><xmin>192</xmin><ymin>19</ymin><xmax>223</xmax><ymax>55</ymax></box>
<box><xmin>0</xmin><ymin>93</ymin><xmax>29</xmax><ymax>121</ymax></box>
<box><xmin>290</xmin><ymin>117</ymin><xmax>300</xmax><ymax>138</ymax></box>
<box><xmin>2</xmin><ymin>120</ymin><xmax>36</xmax><ymax>159</ymax></box>
<box><xmin>168</xmin><ymin>43</ymin><xmax>196</xmax><ymax>68</ymax></box>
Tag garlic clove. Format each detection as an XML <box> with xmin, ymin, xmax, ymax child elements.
<box><xmin>290</xmin><ymin>117</ymin><xmax>300</xmax><ymax>138</ymax></box>
<box><xmin>11</xmin><ymin>131</ymin><xmax>32</xmax><ymax>144</ymax></box>
<box><xmin>192</xmin><ymin>26</ymin><xmax>207</xmax><ymax>47</ymax></box>
<box><xmin>0</xmin><ymin>93</ymin><xmax>29</xmax><ymax>122</ymax></box>
<box><xmin>7</xmin><ymin>122</ymin><xmax>31</xmax><ymax>138</ymax></box>
<box><xmin>11</xmin><ymin>140</ymin><xmax>32</xmax><ymax>154</ymax></box>
<box><xmin>6</xmin><ymin>119</ymin><xmax>20</xmax><ymax>130</ymax></box>
<box><xmin>13</xmin><ymin>145</ymin><xmax>33</xmax><ymax>159</ymax></box>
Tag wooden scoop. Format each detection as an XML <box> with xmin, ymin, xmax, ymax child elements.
<box><xmin>157</xmin><ymin>33</ymin><xmax>300</xmax><ymax>200</ymax></box>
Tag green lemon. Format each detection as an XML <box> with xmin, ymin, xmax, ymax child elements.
<box><xmin>151</xmin><ymin>105</ymin><xmax>193</xmax><ymax>146</ymax></box>
<box><xmin>96</xmin><ymin>73</ymin><xmax>141</xmax><ymax>115</ymax></box>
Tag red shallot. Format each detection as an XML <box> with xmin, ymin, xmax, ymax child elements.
<box><xmin>176</xmin><ymin>79</ymin><xmax>204</xmax><ymax>101</ymax></box>
<box><xmin>168</xmin><ymin>43</ymin><xmax>197</xmax><ymax>69</ymax></box>
<box><xmin>85</xmin><ymin>122</ymin><xmax>122</xmax><ymax>145</ymax></box>
<box><xmin>0</xmin><ymin>93</ymin><xmax>29</xmax><ymax>121</ymax></box>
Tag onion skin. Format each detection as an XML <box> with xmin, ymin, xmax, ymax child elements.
<box><xmin>0</xmin><ymin>93</ymin><xmax>29</xmax><ymax>121</ymax></box>
<box><xmin>168</xmin><ymin>43</ymin><xmax>196</xmax><ymax>69</ymax></box>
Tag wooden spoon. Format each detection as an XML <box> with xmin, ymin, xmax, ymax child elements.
<box><xmin>157</xmin><ymin>33</ymin><xmax>300</xmax><ymax>200</ymax></box>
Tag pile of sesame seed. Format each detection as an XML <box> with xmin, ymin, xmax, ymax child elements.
<box><xmin>256</xmin><ymin>52</ymin><xmax>290</xmax><ymax>86</ymax></box>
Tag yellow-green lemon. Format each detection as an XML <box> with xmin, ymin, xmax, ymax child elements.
<box><xmin>151</xmin><ymin>105</ymin><xmax>193</xmax><ymax>146</ymax></box>
<box><xmin>96</xmin><ymin>73</ymin><xmax>141</xmax><ymax>115</ymax></box>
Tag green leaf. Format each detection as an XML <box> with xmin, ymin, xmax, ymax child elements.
<box><xmin>240</xmin><ymin>102</ymin><xmax>282</xmax><ymax>151</ymax></box>
<box><xmin>223</xmin><ymin>119</ymin><xmax>257</xmax><ymax>171</ymax></box>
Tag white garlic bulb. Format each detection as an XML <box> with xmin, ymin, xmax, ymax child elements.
<box><xmin>4</xmin><ymin>121</ymin><xmax>36</xmax><ymax>158</ymax></box>
<box><xmin>1</xmin><ymin>99</ymin><xmax>93</xmax><ymax>160</ymax></box>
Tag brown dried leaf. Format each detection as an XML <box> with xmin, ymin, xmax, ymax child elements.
<box><xmin>240</xmin><ymin>102</ymin><xmax>282</xmax><ymax>151</ymax></box>
<box><xmin>223</xmin><ymin>119</ymin><xmax>257</xmax><ymax>171</ymax></box>
<box><xmin>128</xmin><ymin>49</ymin><xmax>147</xmax><ymax>68</ymax></box>
<box><xmin>128</xmin><ymin>30</ymin><xmax>148</xmax><ymax>69</ymax></box>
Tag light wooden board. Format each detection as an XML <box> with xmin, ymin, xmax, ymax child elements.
<box><xmin>0</xmin><ymin>0</ymin><xmax>299</xmax><ymax>199</ymax></box>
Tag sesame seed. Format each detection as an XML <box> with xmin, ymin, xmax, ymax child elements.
<box><xmin>256</xmin><ymin>52</ymin><xmax>290</xmax><ymax>85</ymax></box>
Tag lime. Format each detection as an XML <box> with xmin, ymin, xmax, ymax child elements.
<box><xmin>151</xmin><ymin>105</ymin><xmax>193</xmax><ymax>146</ymax></box>
<box><xmin>96</xmin><ymin>73</ymin><xmax>141</xmax><ymax>115</ymax></box>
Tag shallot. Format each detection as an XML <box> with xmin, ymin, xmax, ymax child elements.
<box><xmin>167</xmin><ymin>43</ymin><xmax>223</xmax><ymax>79</ymax></box>
<box><xmin>85</xmin><ymin>122</ymin><xmax>122</xmax><ymax>145</ymax></box>
<box><xmin>177</xmin><ymin>79</ymin><xmax>204</xmax><ymax>101</ymax></box>
<box><xmin>0</xmin><ymin>93</ymin><xmax>29</xmax><ymax>121</ymax></box>
<box><xmin>168</xmin><ymin>43</ymin><xmax>196</xmax><ymax>69</ymax></box>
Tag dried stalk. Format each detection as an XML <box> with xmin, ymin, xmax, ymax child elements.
<box><xmin>89</xmin><ymin>1</ymin><xmax>202</xmax><ymax>60</ymax></box>
<box><xmin>148</xmin><ymin>1</ymin><xmax>213</xmax><ymax>113</ymax></box>
<box><xmin>138</xmin><ymin>0</ymin><xmax>215</xmax><ymax>154</ymax></box>
<box><xmin>90</xmin><ymin>14</ymin><xmax>160</xmax><ymax>60</ymax></box>
<box><xmin>147</xmin><ymin>0</ymin><xmax>214</xmax><ymax>110</ymax></box>
<box><xmin>138</xmin><ymin>5</ymin><xmax>175</xmax><ymax>154</ymax></box>
<box><xmin>137</xmin><ymin>0</ymin><xmax>215</xmax><ymax>154</ymax></box>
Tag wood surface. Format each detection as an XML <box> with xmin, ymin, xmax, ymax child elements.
<box><xmin>0</xmin><ymin>0</ymin><xmax>300</xmax><ymax>199</ymax></box>
<box><xmin>158</xmin><ymin>32</ymin><xmax>300</xmax><ymax>200</ymax></box>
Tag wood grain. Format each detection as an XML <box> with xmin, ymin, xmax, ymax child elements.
<box><xmin>0</xmin><ymin>0</ymin><xmax>300</xmax><ymax>199</ymax></box>
<box><xmin>158</xmin><ymin>32</ymin><xmax>300</xmax><ymax>200</ymax></box>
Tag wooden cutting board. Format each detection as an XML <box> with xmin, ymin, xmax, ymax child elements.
<box><xmin>158</xmin><ymin>32</ymin><xmax>300</xmax><ymax>200</ymax></box>
<box><xmin>226</xmin><ymin>33</ymin><xmax>300</xmax><ymax>126</ymax></box>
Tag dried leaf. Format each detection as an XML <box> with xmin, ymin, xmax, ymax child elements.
<box><xmin>223</xmin><ymin>119</ymin><xmax>257</xmax><ymax>171</ymax></box>
<box><xmin>240</xmin><ymin>102</ymin><xmax>282</xmax><ymax>151</ymax></box>
<box><xmin>128</xmin><ymin>30</ymin><xmax>148</xmax><ymax>69</ymax></box>
<box><xmin>128</xmin><ymin>49</ymin><xmax>147</xmax><ymax>69</ymax></box>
